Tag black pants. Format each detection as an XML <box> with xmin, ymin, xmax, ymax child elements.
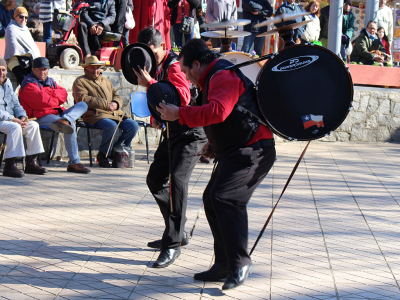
<box><xmin>12</xmin><ymin>65</ymin><xmax>31</xmax><ymax>85</ymax></box>
<box><xmin>146</xmin><ymin>125</ymin><xmax>207</xmax><ymax>249</ymax></box>
<box><xmin>78</xmin><ymin>22</ymin><xmax>111</xmax><ymax>56</ymax></box>
<box><xmin>203</xmin><ymin>144</ymin><xmax>276</xmax><ymax>272</ymax></box>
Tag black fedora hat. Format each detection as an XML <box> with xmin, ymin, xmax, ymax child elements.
<box><xmin>121</xmin><ymin>42</ymin><xmax>157</xmax><ymax>85</ymax></box>
<box><xmin>147</xmin><ymin>80</ymin><xmax>181</xmax><ymax>123</ymax></box>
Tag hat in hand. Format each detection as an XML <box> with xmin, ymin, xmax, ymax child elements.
<box><xmin>121</xmin><ymin>43</ymin><xmax>157</xmax><ymax>85</ymax></box>
<box><xmin>147</xmin><ymin>80</ymin><xmax>181</xmax><ymax>123</ymax></box>
<box><xmin>81</xmin><ymin>55</ymin><xmax>105</xmax><ymax>68</ymax></box>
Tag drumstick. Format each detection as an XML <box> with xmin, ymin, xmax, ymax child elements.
<box><xmin>105</xmin><ymin>84</ymin><xmax>140</xmax><ymax>158</ymax></box>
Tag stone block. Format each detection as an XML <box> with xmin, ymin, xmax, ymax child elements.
<box><xmin>335</xmin><ymin>131</ymin><xmax>350</xmax><ymax>142</ymax></box>
<box><xmin>359</xmin><ymin>95</ymin><xmax>369</xmax><ymax>111</ymax></box>
<box><xmin>60</xmin><ymin>75</ymin><xmax>75</xmax><ymax>91</ymax></box>
<box><xmin>377</xmin><ymin>126</ymin><xmax>390</xmax><ymax>142</ymax></box>
<box><xmin>365</xmin><ymin>114</ymin><xmax>377</xmax><ymax>129</ymax></box>
<box><xmin>366</xmin><ymin>97</ymin><xmax>379</xmax><ymax>114</ymax></box>
<box><xmin>389</xmin><ymin>116</ymin><xmax>400</xmax><ymax>131</ymax></box>
<box><xmin>350</xmin><ymin>123</ymin><xmax>363</xmax><ymax>141</ymax></box>
<box><xmin>105</xmin><ymin>75</ymin><xmax>121</xmax><ymax>90</ymax></box>
<box><xmin>361</xmin><ymin>129</ymin><xmax>377</xmax><ymax>142</ymax></box>
<box><xmin>350</xmin><ymin>111</ymin><xmax>366</xmax><ymax>124</ymax></box>
<box><xmin>351</xmin><ymin>99</ymin><xmax>359</xmax><ymax>111</ymax></box>
<box><xmin>319</xmin><ymin>133</ymin><xmax>336</xmax><ymax>142</ymax></box>
<box><xmin>353</xmin><ymin>90</ymin><xmax>361</xmax><ymax>102</ymax></box>
<box><xmin>388</xmin><ymin>91</ymin><xmax>400</xmax><ymax>102</ymax></box>
<box><xmin>338</xmin><ymin>117</ymin><xmax>352</xmax><ymax>132</ymax></box>
<box><xmin>378</xmin><ymin>113</ymin><xmax>391</xmax><ymax>126</ymax></box>
<box><xmin>392</xmin><ymin>102</ymin><xmax>400</xmax><ymax>116</ymax></box>
<box><xmin>378</xmin><ymin>99</ymin><xmax>391</xmax><ymax>114</ymax></box>
<box><xmin>50</xmin><ymin>74</ymin><xmax>62</xmax><ymax>87</ymax></box>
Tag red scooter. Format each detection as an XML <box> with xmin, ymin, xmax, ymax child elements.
<box><xmin>47</xmin><ymin>1</ymin><xmax>121</xmax><ymax>70</ymax></box>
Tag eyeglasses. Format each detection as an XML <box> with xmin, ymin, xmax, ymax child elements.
<box><xmin>367</xmin><ymin>26</ymin><xmax>377</xmax><ymax>30</ymax></box>
<box><xmin>18</xmin><ymin>15</ymin><xmax>28</xmax><ymax>20</ymax></box>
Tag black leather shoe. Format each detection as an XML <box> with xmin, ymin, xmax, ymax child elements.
<box><xmin>147</xmin><ymin>231</ymin><xmax>189</xmax><ymax>249</ymax></box>
<box><xmin>25</xmin><ymin>155</ymin><xmax>47</xmax><ymax>175</ymax></box>
<box><xmin>194</xmin><ymin>263</ymin><xmax>229</xmax><ymax>281</ymax></box>
<box><xmin>3</xmin><ymin>158</ymin><xmax>24</xmax><ymax>178</ymax></box>
<box><xmin>97</xmin><ymin>151</ymin><xmax>111</xmax><ymax>168</ymax></box>
<box><xmin>152</xmin><ymin>248</ymin><xmax>181</xmax><ymax>268</ymax></box>
<box><xmin>222</xmin><ymin>264</ymin><xmax>253</xmax><ymax>290</ymax></box>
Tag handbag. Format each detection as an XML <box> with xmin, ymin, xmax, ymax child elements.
<box><xmin>179</xmin><ymin>0</ymin><xmax>194</xmax><ymax>34</ymax></box>
<box><xmin>125</xmin><ymin>6</ymin><xmax>135</xmax><ymax>30</ymax></box>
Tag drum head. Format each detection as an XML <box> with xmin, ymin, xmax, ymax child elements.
<box><xmin>257</xmin><ymin>45</ymin><xmax>353</xmax><ymax>141</ymax></box>
<box><xmin>220</xmin><ymin>52</ymin><xmax>262</xmax><ymax>84</ymax></box>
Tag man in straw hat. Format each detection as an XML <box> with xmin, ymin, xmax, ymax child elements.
<box><xmin>73</xmin><ymin>56</ymin><xmax>139</xmax><ymax>168</ymax></box>
<box><xmin>19</xmin><ymin>57</ymin><xmax>91</xmax><ymax>174</ymax></box>
<box><xmin>122</xmin><ymin>28</ymin><xmax>207</xmax><ymax>268</ymax></box>
<box><xmin>157</xmin><ymin>38</ymin><xmax>276</xmax><ymax>290</ymax></box>
<box><xmin>0</xmin><ymin>55</ymin><xmax>47</xmax><ymax>177</ymax></box>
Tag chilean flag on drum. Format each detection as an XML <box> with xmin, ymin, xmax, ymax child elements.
<box><xmin>302</xmin><ymin>114</ymin><xmax>324</xmax><ymax>129</ymax></box>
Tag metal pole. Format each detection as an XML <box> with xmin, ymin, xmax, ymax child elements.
<box><xmin>365</xmin><ymin>0</ymin><xmax>379</xmax><ymax>24</ymax></box>
<box><xmin>328</xmin><ymin>0</ymin><xmax>344</xmax><ymax>56</ymax></box>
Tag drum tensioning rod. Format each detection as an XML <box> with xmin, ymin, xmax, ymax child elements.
<box><xmin>223</xmin><ymin>53</ymin><xmax>274</xmax><ymax>71</ymax></box>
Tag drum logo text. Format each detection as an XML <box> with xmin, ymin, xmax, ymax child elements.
<box><xmin>272</xmin><ymin>56</ymin><xmax>319</xmax><ymax>72</ymax></box>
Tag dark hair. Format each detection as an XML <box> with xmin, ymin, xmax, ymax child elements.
<box><xmin>178</xmin><ymin>39</ymin><xmax>216</xmax><ymax>68</ymax></box>
<box><xmin>377</xmin><ymin>26</ymin><xmax>389</xmax><ymax>43</ymax></box>
<box><xmin>366</xmin><ymin>20</ymin><xmax>377</xmax><ymax>28</ymax></box>
<box><xmin>304</xmin><ymin>1</ymin><xmax>321</xmax><ymax>17</ymax></box>
<box><xmin>137</xmin><ymin>27</ymin><xmax>164</xmax><ymax>48</ymax></box>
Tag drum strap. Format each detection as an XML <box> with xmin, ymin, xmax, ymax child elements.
<box><xmin>249</xmin><ymin>140</ymin><xmax>311</xmax><ymax>256</ymax></box>
<box><xmin>235</xmin><ymin>104</ymin><xmax>269</xmax><ymax>128</ymax></box>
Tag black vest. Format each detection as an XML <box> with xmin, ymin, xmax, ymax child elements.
<box><xmin>200</xmin><ymin>59</ymin><xmax>262</xmax><ymax>158</ymax></box>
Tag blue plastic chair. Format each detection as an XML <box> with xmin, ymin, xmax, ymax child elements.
<box><xmin>130</xmin><ymin>92</ymin><xmax>151</xmax><ymax>164</ymax></box>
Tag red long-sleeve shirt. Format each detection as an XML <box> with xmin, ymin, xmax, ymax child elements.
<box><xmin>179</xmin><ymin>59</ymin><xmax>273</xmax><ymax>145</ymax></box>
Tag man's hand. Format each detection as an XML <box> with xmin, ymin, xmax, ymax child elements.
<box><xmin>12</xmin><ymin>118</ymin><xmax>28</xmax><ymax>129</ymax></box>
<box><xmin>132</xmin><ymin>66</ymin><xmax>152</xmax><ymax>87</ymax></box>
<box><xmin>19</xmin><ymin>116</ymin><xmax>27</xmax><ymax>122</ymax></box>
<box><xmin>374</xmin><ymin>55</ymin><xmax>384</xmax><ymax>62</ymax></box>
<box><xmin>157</xmin><ymin>101</ymin><xmax>179</xmax><ymax>121</ymax></box>
<box><xmin>90</xmin><ymin>24</ymin><xmax>97</xmax><ymax>35</ymax></box>
<box><xmin>151</xmin><ymin>119</ymin><xmax>163</xmax><ymax>130</ymax></box>
<box><xmin>109</xmin><ymin>102</ymin><xmax>118</xmax><ymax>111</ymax></box>
<box><xmin>251</xmin><ymin>11</ymin><xmax>259</xmax><ymax>15</ymax></box>
<box><xmin>200</xmin><ymin>142</ymin><xmax>215</xmax><ymax>159</ymax></box>
<box><xmin>96</xmin><ymin>25</ymin><xmax>104</xmax><ymax>35</ymax></box>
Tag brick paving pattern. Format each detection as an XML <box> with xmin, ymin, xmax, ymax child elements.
<box><xmin>0</xmin><ymin>142</ymin><xmax>399</xmax><ymax>300</ymax></box>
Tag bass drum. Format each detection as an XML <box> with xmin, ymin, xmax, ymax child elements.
<box><xmin>256</xmin><ymin>45</ymin><xmax>353</xmax><ymax>141</ymax></box>
<box><xmin>220</xmin><ymin>52</ymin><xmax>263</xmax><ymax>84</ymax></box>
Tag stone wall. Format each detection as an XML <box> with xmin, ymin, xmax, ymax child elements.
<box><xmin>7</xmin><ymin>69</ymin><xmax>400</xmax><ymax>160</ymax></box>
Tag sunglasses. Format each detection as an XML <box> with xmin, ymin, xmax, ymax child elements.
<box><xmin>18</xmin><ymin>15</ymin><xmax>28</xmax><ymax>20</ymax></box>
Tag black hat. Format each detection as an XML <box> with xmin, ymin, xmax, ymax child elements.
<box><xmin>121</xmin><ymin>43</ymin><xmax>157</xmax><ymax>85</ymax></box>
<box><xmin>344</xmin><ymin>0</ymin><xmax>352</xmax><ymax>5</ymax></box>
<box><xmin>33</xmin><ymin>57</ymin><xmax>50</xmax><ymax>69</ymax></box>
<box><xmin>147</xmin><ymin>80</ymin><xmax>181</xmax><ymax>123</ymax></box>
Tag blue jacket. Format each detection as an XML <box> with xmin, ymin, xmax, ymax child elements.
<box><xmin>242</xmin><ymin>0</ymin><xmax>273</xmax><ymax>33</ymax></box>
<box><xmin>0</xmin><ymin>3</ymin><xmax>15</xmax><ymax>38</ymax></box>
<box><xmin>275</xmin><ymin>1</ymin><xmax>306</xmax><ymax>40</ymax></box>
<box><xmin>0</xmin><ymin>78</ymin><xmax>27</xmax><ymax>121</ymax></box>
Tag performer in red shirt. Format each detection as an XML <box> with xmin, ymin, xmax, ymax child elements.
<box><xmin>134</xmin><ymin>28</ymin><xmax>207</xmax><ymax>268</ymax></box>
<box><xmin>158</xmin><ymin>39</ymin><xmax>276</xmax><ymax>290</ymax></box>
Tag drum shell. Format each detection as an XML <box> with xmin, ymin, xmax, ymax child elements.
<box><xmin>256</xmin><ymin>45</ymin><xmax>353</xmax><ymax>141</ymax></box>
<box><xmin>220</xmin><ymin>52</ymin><xmax>263</xmax><ymax>84</ymax></box>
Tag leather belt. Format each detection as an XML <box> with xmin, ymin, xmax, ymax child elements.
<box><xmin>249</xmin><ymin>139</ymin><xmax>275</xmax><ymax>148</ymax></box>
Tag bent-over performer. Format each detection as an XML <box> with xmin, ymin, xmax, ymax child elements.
<box><xmin>157</xmin><ymin>39</ymin><xmax>276</xmax><ymax>290</ymax></box>
<box><xmin>135</xmin><ymin>28</ymin><xmax>207</xmax><ymax>268</ymax></box>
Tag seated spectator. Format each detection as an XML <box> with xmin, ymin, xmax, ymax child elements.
<box><xmin>27</xmin><ymin>3</ymin><xmax>43</xmax><ymax>42</ymax></box>
<box><xmin>275</xmin><ymin>0</ymin><xmax>306</xmax><ymax>44</ymax></box>
<box><xmin>72</xmin><ymin>56</ymin><xmax>139</xmax><ymax>168</ymax></box>
<box><xmin>168</xmin><ymin>0</ymin><xmax>199</xmax><ymax>47</ymax></box>
<box><xmin>350</xmin><ymin>21</ymin><xmax>386</xmax><ymax>65</ymax></box>
<box><xmin>78</xmin><ymin>0</ymin><xmax>116</xmax><ymax>59</ymax></box>
<box><xmin>4</xmin><ymin>6</ymin><xmax>40</xmax><ymax>85</ymax></box>
<box><xmin>0</xmin><ymin>0</ymin><xmax>17</xmax><ymax>38</ymax></box>
<box><xmin>302</xmin><ymin>1</ymin><xmax>321</xmax><ymax>43</ymax></box>
<box><xmin>19</xmin><ymin>57</ymin><xmax>91</xmax><ymax>174</ymax></box>
<box><xmin>0</xmin><ymin>56</ymin><xmax>47</xmax><ymax>177</ymax></box>
<box><xmin>377</xmin><ymin>26</ymin><xmax>390</xmax><ymax>55</ymax></box>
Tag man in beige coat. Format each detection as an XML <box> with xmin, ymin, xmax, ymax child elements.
<box><xmin>72</xmin><ymin>56</ymin><xmax>139</xmax><ymax>168</ymax></box>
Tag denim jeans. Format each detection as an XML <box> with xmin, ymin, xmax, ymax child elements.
<box><xmin>95</xmin><ymin>118</ymin><xmax>139</xmax><ymax>155</ymax></box>
<box><xmin>172</xmin><ymin>23</ymin><xmax>194</xmax><ymax>47</ymax></box>
<box><xmin>43</xmin><ymin>21</ymin><xmax>53</xmax><ymax>44</ymax></box>
<box><xmin>241</xmin><ymin>33</ymin><xmax>265</xmax><ymax>57</ymax></box>
<box><xmin>36</xmin><ymin>102</ymin><xmax>88</xmax><ymax>165</ymax></box>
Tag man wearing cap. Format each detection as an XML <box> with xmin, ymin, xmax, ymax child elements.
<box><xmin>0</xmin><ymin>55</ymin><xmax>47</xmax><ymax>177</ymax></box>
<box><xmin>124</xmin><ymin>28</ymin><xmax>207</xmax><ymax>268</ymax></box>
<box><xmin>78</xmin><ymin>0</ymin><xmax>116</xmax><ymax>59</ymax></box>
<box><xmin>157</xmin><ymin>38</ymin><xmax>276</xmax><ymax>290</ymax></box>
<box><xmin>72</xmin><ymin>56</ymin><xmax>139</xmax><ymax>168</ymax></box>
<box><xmin>19</xmin><ymin>57</ymin><xmax>91</xmax><ymax>173</ymax></box>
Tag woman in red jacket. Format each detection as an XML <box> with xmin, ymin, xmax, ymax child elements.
<box><xmin>377</xmin><ymin>27</ymin><xmax>390</xmax><ymax>55</ymax></box>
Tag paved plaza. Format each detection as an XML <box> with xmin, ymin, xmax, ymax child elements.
<box><xmin>0</xmin><ymin>142</ymin><xmax>400</xmax><ymax>300</ymax></box>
